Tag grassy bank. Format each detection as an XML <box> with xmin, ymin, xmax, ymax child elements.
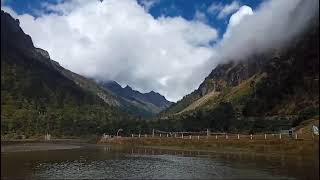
<box><xmin>99</xmin><ymin>137</ymin><xmax>319</xmax><ymax>156</ymax></box>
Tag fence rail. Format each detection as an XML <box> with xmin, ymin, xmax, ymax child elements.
<box><xmin>101</xmin><ymin>128</ymin><xmax>318</xmax><ymax>141</ymax></box>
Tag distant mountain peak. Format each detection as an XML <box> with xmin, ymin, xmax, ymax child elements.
<box><xmin>101</xmin><ymin>81</ymin><xmax>173</xmax><ymax>112</ymax></box>
<box><xmin>124</xmin><ymin>85</ymin><xmax>133</xmax><ymax>90</ymax></box>
<box><xmin>147</xmin><ymin>90</ymin><xmax>157</xmax><ymax>94</ymax></box>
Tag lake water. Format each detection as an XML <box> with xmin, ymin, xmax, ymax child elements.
<box><xmin>1</xmin><ymin>143</ymin><xmax>319</xmax><ymax>179</ymax></box>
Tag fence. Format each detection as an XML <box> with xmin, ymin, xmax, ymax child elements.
<box><xmin>102</xmin><ymin>128</ymin><xmax>318</xmax><ymax>141</ymax></box>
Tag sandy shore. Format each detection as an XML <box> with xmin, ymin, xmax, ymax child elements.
<box><xmin>1</xmin><ymin>142</ymin><xmax>82</xmax><ymax>152</ymax></box>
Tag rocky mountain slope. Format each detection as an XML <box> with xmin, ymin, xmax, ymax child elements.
<box><xmin>159</xmin><ymin>17</ymin><xmax>319</xmax><ymax>133</ymax></box>
<box><xmin>102</xmin><ymin>81</ymin><xmax>172</xmax><ymax>114</ymax></box>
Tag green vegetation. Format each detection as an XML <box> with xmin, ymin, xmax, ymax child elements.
<box><xmin>160</xmin><ymin>90</ymin><xmax>201</xmax><ymax>115</ymax></box>
<box><xmin>0</xmin><ymin>41</ymin><xmax>144</xmax><ymax>138</ymax></box>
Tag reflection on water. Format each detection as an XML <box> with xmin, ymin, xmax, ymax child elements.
<box><xmin>1</xmin><ymin>144</ymin><xmax>319</xmax><ymax>179</ymax></box>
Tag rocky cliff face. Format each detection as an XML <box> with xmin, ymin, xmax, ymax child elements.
<box><xmin>35</xmin><ymin>48</ymin><xmax>50</xmax><ymax>59</ymax></box>
<box><xmin>200</xmin><ymin>53</ymin><xmax>270</xmax><ymax>95</ymax></box>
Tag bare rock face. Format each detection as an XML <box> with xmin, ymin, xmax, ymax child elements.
<box><xmin>97</xmin><ymin>92</ymin><xmax>120</xmax><ymax>106</ymax></box>
<box><xmin>204</xmin><ymin>54</ymin><xmax>269</xmax><ymax>94</ymax></box>
<box><xmin>35</xmin><ymin>48</ymin><xmax>50</xmax><ymax>59</ymax></box>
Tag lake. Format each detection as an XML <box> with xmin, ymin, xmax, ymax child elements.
<box><xmin>1</xmin><ymin>143</ymin><xmax>319</xmax><ymax>179</ymax></box>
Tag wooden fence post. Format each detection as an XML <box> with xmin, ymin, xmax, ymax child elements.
<box><xmin>250</xmin><ymin>134</ymin><xmax>253</xmax><ymax>140</ymax></box>
<box><xmin>264</xmin><ymin>134</ymin><xmax>267</xmax><ymax>140</ymax></box>
<box><xmin>237</xmin><ymin>134</ymin><xmax>240</xmax><ymax>140</ymax></box>
<box><xmin>160</xmin><ymin>133</ymin><xmax>162</xmax><ymax>137</ymax></box>
<box><xmin>175</xmin><ymin>134</ymin><xmax>177</xmax><ymax>138</ymax></box>
<box><xmin>152</xmin><ymin>129</ymin><xmax>154</xmax><ymax>137</ymax></box>
<box><xmin>295</xmin><ymin>133</ymin><xmax>298</xmax><ymax>139</ymax></box>
<box><xmin>189</xmin><ymin>135</ymin><xmax>192</xmax><ymax>139</ymax></box>
<box><xmin>132</xmin><ymin>134</ymin><xmax>133</xmax><ymax>138</ymax></box>
<box><xmin>145</xmin><ymin>134</ymin><xmax>147</xmax><ymax>138</ymax></box>
<box><xmin>226</xmin><ymin>134</ymin><xmax>228</xmax><ymax>139</ymax></box>
<box><xmin>182</xmin><ymin>134</ymin><xmax>184</xmax><ymax>139</ymax></box>
<box><xmin>215</xmin><ymin>135</ymin><xmax>218</xmax><ymax>139</ymax></box>
<box><xmin>139</xmin><ymin>134</ymin><xmax>141</xmax><ymax>138</ymax></box>
<box><xmin>279</xmin><ymin>133</ymin><xmax>281</xmax><ymax>139</ymax></box>
<box><xmin>197</xmin><ymin>135</ymin><xmax>200</xmax><ymax>140</ymax></box>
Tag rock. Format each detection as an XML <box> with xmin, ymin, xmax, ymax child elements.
<box><xmin>35</xmin><ymin>48</ymin><xmax>50</xmax><ymax>59</ymax></box>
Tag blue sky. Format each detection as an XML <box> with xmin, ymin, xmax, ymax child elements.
<box><xmin>144</xmin><ymin>0</ymin><xmax>262</xmax><ymax>37</ymax></box>
<box><xmin>3</xmin><ymin>0</ymin><xmax>263</xmax><ymax>39</ymax></box>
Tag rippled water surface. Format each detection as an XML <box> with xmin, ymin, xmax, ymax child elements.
<box><xmin>1</xmin><ymin>144</ymin><xmax>319</xmax><ymax>179</ymax></box>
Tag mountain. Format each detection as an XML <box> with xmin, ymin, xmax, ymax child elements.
<box><xmin>102</xmin><ymin>81</ymin><xmax>173</xmax><ymax>114</ymax></box>
<box><xmin>1</xmin><ymin>10</ymin><xmax>149</xmax><ymax>137</ymax></box>
<box><xmin>160</xmin><ymin>54</ymin><xmax>270</xmax><ymax>116</ymax></box>
<box><xmin>159</xmin><ymin>17</ymin><xmax>319</xmax><ymax>133</ymax></box>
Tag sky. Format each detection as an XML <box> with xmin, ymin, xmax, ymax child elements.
<box><xmin>1</xmin><ymin>0</ymin><xmax>318</xmax><ymax>102</ymax></box>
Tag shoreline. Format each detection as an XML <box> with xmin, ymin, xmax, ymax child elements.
<box><xmin>99</xmin><ymin>137</ymin><xmax>319</xmax><ymax>156</ymax></box>
<box><xmin>2</xmin><ymin>137</ymin><xmax>319</xmax><ymax>156</ymax></box>
<box><xmin>134</xmin><ymin>144</ymin><xmax>319</xmax><ymax>158</ymax></box>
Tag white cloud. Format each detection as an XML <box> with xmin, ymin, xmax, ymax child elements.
<box><xmin>207</xmin><ymin>2</ymin><xmax>222</xmax><ymax>14</ymax></box>
<box><xmin>139</xmin><ymin>0</ymin><xmax>160</xmax><ymax>12</ymax></box>
<box><xmin>223</xmin><ymin>5</ymin><xmax>253</xmax><ymax>39</ymax></box>
<box><xmin>228</xmin><ymin>6</ymin><xmax>253</xmax><ymax>27</ymax></box>
<box><xmin>2</xmin><ymin>0</ymin><xmax>217</xmax><ymax>102</ymax></box>
<box><xmin>208</xmin><ymin>1</ymin><xmax>240</xmax><ymax>19</ymax></box>
<box><xmin>212</xmin><ymin>0</ymin><xmax>319</xmax><ymax>62</ymax></box>
<box><xmin>193</xmin><ymin>10</ymin><xmax>207</xmax><ymax>23</ymax></box>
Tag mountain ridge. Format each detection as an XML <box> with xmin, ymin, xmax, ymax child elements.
<box><xmin>101</xmin><ymin>81</ymin><xmax>173</xmax><ymax>113</ymax></box>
